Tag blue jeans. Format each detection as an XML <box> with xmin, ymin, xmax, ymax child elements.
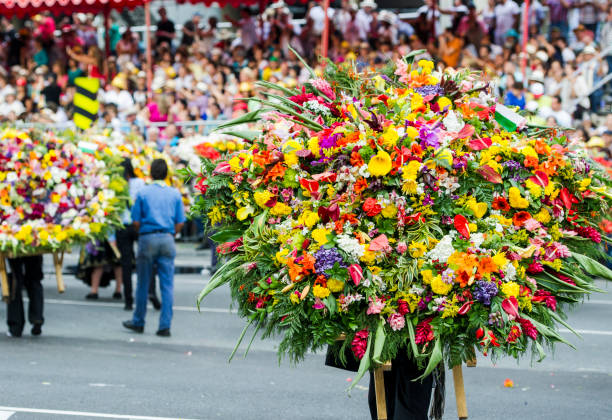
<box><xmin>132</xmin><ymin>233</ymin><xmax>176</xmax><ymax>330</ymax></box>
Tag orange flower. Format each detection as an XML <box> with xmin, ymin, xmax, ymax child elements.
<box><xmin>334</xmin><ymin>220</ymin><xmax>344</xmax><ymax>234</ymax></box>
<box><xmin>455</xmin><ymin>270</ymin><xmax>471</xmax><ymax>288</ymax></box>
<box><xmin>478</xmin><ymin>256</ymin><xmax>497</xmax><ymax>274</ymax></box>
<box><xmin>300</xmin><ymin>252</ymin><xmax>316</xmax><ymax>274</ymax></box>
<box><xmin>512</xmin><ymin>211</ymin><xmax>531</xmax><ymax>227</ymax></box>
<box><xmin>264</xmin><ymin>162</ymin><xmax>286</xmax><ymax>182</ymax></box>
<box><xmin>350</xmin><ymin>151</ymin><xmax>364</xmax><ymax>167</ymax></box>
<box><xmin>337</xmin><ymin>132</ymin><xmax>360</xmax><ymax>148</ymax></box>
<box><xmin>523</xmin><ymin>155</ymin><xmax>539</xmax><ymax>168</ymax></box>
<box><xmin>314</xmin><ymin>274</ymin><xmax>327</xmax><ymax>287</ymax></box>
<box><xmin>253</xmin><ymin>151</ymin><xmax>272</xmax><ymax>168</ymax></box>
<box><xmin>354</xmin><ymin>178</ymin><xmax>368</xmax><ymax>194</ymax></box>
<box><xmin>534</xmin><ymin>140</ymin><xmax>548</xmax><ymax>155</ymax></box>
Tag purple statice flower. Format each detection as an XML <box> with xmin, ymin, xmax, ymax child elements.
<box><xmin>422</xmin><ymin>194</ymin><xmax>434</xmax><ymax>206</ymax></box>
<box><xmin>381</xmin><ymin>74</ymin><xmax>392</xmax><ymax>83</ymax></box>
<box><xmin>85</xmin><ymin>241</ymin><xmax>101</xmax><ymax>256</ymax></box>
<box><xmin>473</xmin><ymin>280</ymin><xmax>498</xmax><ymax>306</ymax></box>
<box><xmin>502</xmin><ymin>160</ymin><xmax>522</xmax><ymax>171</ymax></box>
<box><xmin>414</xmin><ymin>84</ymin><xmax>444</xmax><ymax>97</ymax></box>
<box><xmin>314</xmin><ymin>247</ymin><xmax>346</xmax><ymax>274</ymax></box>
<box><xmin>319</xmin><ymin>132</ymin><xmax>341</xmax><ymax>150</ymax></box>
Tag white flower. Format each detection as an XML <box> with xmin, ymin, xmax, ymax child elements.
<box><xmin>428</xmin><ymin>235</ymin><xmax>455</xmax><ymax>261</ymax></box>
<box><xmin>336</xmin><ymin>234</ymin><xmax>365</xmax><ymax>262</ymax></box>
<box><xmin>503</xmin><ymin>263</ymin><xmax>517</xmax><ymax>282</ymax></box>
<box><xmin>470</xmin><ymin>233</ymin><xmax>485</xmax><ymax>248</ymax></box>
<box><xmin>443</xmin><ymin>110</ymin><xmax>465</xmax><ymax>133</ymax></box>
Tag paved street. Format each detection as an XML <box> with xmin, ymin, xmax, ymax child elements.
<box><xmin>0</xmin><ymin>244</ymin><xmax>611</xmax><ymax>420</ymax></box>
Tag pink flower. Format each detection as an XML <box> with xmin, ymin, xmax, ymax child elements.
<box><xmin>348</xmin><ymin>264</ymin><xmax>363</xmax><ymax>286</ymax></box>
<box><xmin>523</xmin><ymin>218</ymin><xmax>541</xmax><ymax>232</ymax></box>
<box><xmin>460</xmin><ymin>80</ymin><xmax>473</xmax><ymax>92</ymax></box>
<box><xmin>388</xmin><ymin>313</ymin><xmax>406</xmax><ymax>331</ymax></box>
<box><xmin>309</xmin><ymin>78</ymin><xmax>336</xmax><ymax>101</ymax></box>
<box><xmin>351</xmin><ymin>329</ymin><xmax>369</xmax><ymax>359</ymax></box>
<box><xmin>527</xmin><ymin>261</ymin><xmax>544</xmax><ymax>274</ymax></box>
<box><xmin>367</xmin><ymin>296</ymin><xmax>385</xmax><ymax>315</ymax></box>
<box><xmin>369</xmin><ymin>234</ymin><xmax>390</xmax><ymax>252</ymax></box>
<box><xmin>501</xmin><ymin>296</ymin><xmax>519</xmax><ymax>321</ymax></box>
<box><xmin>396</xmin><ymin>241</ymin><xmax>408</xmax><ymax>254</ymax></box>
<box><xmin>544</xmin><ymin>242</ymin><xmax>571</xmax><ymax>260</ymax></box>
<box><xmin>312</xmin><ymin>298</ymin><xmax>325</xmax><ymax>310</ymax></box>
<box><xmin>518</xmin><ymin>318</ymin><xmax>538</xmax><ymax>340</ymax></box>
<box><xmin>415</xmin><ymin>318</ymin><xmax>434</xmax><ymax>344</ymax></box>
<box><xmin>394</xmin><ymin>59</ymin><xmax>409</xmax><ymax>83</ymax></box>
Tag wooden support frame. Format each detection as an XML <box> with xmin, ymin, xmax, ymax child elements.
<box><xmin>0</xmin><ymin>251</ymin><xmax>65</xmax><ymax>302</ymax></box>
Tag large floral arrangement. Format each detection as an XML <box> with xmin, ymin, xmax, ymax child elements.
<box><xmin>0</xmin><ymin>129</ymin><xmax>128</xmax><ymax>255</ymax></box>
<box><xmin>192</xmin><ymin>53</ymin><xmax>612</xmax><ymax>383</ymax></box>
<box><xmin>174</xmin><ymin>133</ymin><xmax>242</xmax><ymax>173</ymax></box>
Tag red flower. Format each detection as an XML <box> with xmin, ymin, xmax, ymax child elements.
<box><xmin>501</xmin><ymin>296</ymin><xmax>519</xmax><ymax>320</ymax></box>
<box><xmin>492</xmin><ymin>196</ymin><xmax>510</xmax><ymax>211</ymax></box>
<box><xmin>195</xmin><ymin>177</ymin><xmax>208</xmax><ymax>195</ymax></box>
<box><xmin>397</xmin><ymin>299</ymin><xmax>410</xmax><ymax>315</ymax></box>
<box><xmin>415</xmin><ymin>318</ymin><xmax>434</xmax><ymax>344</ymax></box>
<box><xmin>574</xmin><ymin>226</ymin><xmax>602</xmax><ymax>243</ymax></box>
<box><xmin>518</xmin><ymin>318</ymin><xmax>538</xmax><ymax>340</ymax></box>
<box><xmin>454</xmin><ymin>214</ymin><xmax>470</xmax><ymax>239</ymax></box>
<box><xmin>351</xmin><ymin>329</ymin><xmax>369</xmax><ymax>360</ymax></box>
<box><xmin>506</xmin><ymin>325</ymin><xmax>522</xmax><ymax>343</ymax></box>
<box><xmin>363</xmin><ymin>197</ymin><xmax>382</xmax><ymax>217</ymax></box>
<box><xmin>533</xmin><ymin>290</ymin><xmax>557</xmax><ymax>311</ymax></box>
<box><xmin>457</xmin><ymin>300</ymin><xmax>473</xmax><ymax>315</ymax></box>
<box><xmin>475</xmin><ymin>327</ymin><xmax>484</xmax><ymax>339</ymax></box>
<box><xmin>299</xmin><ymin>178</ymin><xmax>319</xmax><ymax>193</ymax></box>
<box><xmin>527</xmin><ymin>261</ymin><xmax>544</xmax><ymax>274</ymax></box>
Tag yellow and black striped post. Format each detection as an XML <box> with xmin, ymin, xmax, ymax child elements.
<box><xmin>73</xmin><ymin>77</ymin><xmax>100</xmax><ymax>130</ymax></box>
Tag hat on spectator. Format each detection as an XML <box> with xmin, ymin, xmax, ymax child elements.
<box><xmin>573</xmin><ymin>24</ymin><xmax>586</xmax><ymax>33</ymax></box>
<box><xmin>526</xmin><ymin>44</ymin><xmax>537</xmax><ymax>55</ymax></box>
<box><xmin>505</xmin><ymin>29</ymin><xmax>519</xmax><ymax>39</ymax></box>
<box><xmin>582</xmin><ymin>45</ymin><xmax>596</xmax><ymax>55</ymax></box>
<box><xmin>4</xmin><ymin>87</ymin><xmax>16</xmax><ymax>97</ymax></box>
<box><xmin>196</xmin><ymin>82</ymin><xmax>207</xmax><ymax>92</ymax></box>
<box><xmin>529</xmin><ymin>83</ymin><xmax>544</xmax><ymax>99</ymax></box>
<box><xmin>125</xmin><ymin>105</ymin><xmax>139</xmax><ymax>116</ymax></box>
<box><xmin>16</xmin><ymin>78</ymin><xmax>26</xmax><ymax>87</ymax></box>
<box><xmin>211</xmin><ymin>47</ymin><xmax>223</xmax><ymax>57</ymax></box>
<box><xmin>76</xmin><ymin>13</ymin><xmax>87</xmax><ymax>23</ymax></box>
<box><xmin>361</xmin><ymin>0</ymin><xmax>377</xmax><ymax>9</ymax></box>
<box><xmin>379</xmin><ymin>10</ymin><xmax>395</xmax><ymax>24</ymax></box>
<box><xmin>137</xmin><ymin>71</ymin><xmax>146</xmax><ymax>79</ymax></box>
<box><xmin>32</xmin><ymin>14</ymin><xmax>43</xmax><ymax>22</ymax></box>
<box><xmin>165</xmin><ymin>79</ymin><xmax>176</xmax><ymax>90</ymax></box>
<box><xmin>529</xmin><ymin>70</ymin><xmax>545</xmax><ymax>84</ymax></box>
<box><xmin>111</xmin><ymin>73</ymin><xmax>128</xmax><ymax>90</ymax></box>
<box><xmin>61</xmin><ymin>24</ymin><xmax>74</xmax><ymax>33</ymax></box>
<box><xmin>151</xmin><ymin>78</ymin><xmax>165</xmax><ymax>92</ymax></box>
<box><xmin>535</xmin><ymin>51</ymin><xmax>549</xmax><ymax>63</ymax></box>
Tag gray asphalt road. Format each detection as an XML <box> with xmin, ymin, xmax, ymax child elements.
<box><xmin>0</xmin><ymin>244</ymin><xmax>611</xmax><ymax>420</ymax></box>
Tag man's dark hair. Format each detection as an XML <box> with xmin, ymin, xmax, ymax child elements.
<box><xmin>121</xmin><ymin>157</ymin><xmax>136</xmax><ymax>180</ymax></box>
<box><xmin>150</xmin><ymin>158</ymin><xmax>168</xmax><ymax>180</ymax></box>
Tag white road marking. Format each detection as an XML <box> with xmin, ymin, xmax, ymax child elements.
<box><xmin>43</xmin><ymin>298</ymin><xmax>233</xmax><ymax>314</ymax></box>
<box><xmin>0</xmin><ymin>411</ymin><xmax>14</xmax><ymax>420</ymax></box>
<box><xmin>88</xmin><ymin>383</ymin><xmax>126</xmax><ymax>388</ymax></box>
<box><xmin>586</xmin><ymin>300</ymin><xmax>612</xmax><ymax>305</ymax></box>
<box><xmin>559</xmin><ymin>328</ymin><xmax>612</xmax><ymax>336</ymax></box>
<box><xmin>0</xmin><ymin>406</ymin><xmax>199</xmax><ymax>420</ymax></box>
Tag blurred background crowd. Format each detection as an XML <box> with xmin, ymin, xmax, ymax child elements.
<box><xmin>0</xmin><ymin>0</ymin><xmax>610</xmax><ymax>155</ymax></box>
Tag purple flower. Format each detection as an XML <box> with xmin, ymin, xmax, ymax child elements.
<box><xmin>473</xmin><ymin>280</ymin><xmax>498</xmax><ymax>306</ymax></box>
<box><xmin>419</xmin><ymin>126</ymin><xmax>441</xmax><ymax>149</ymax></box>
<box><xmin>502</xmin><ymin>160</ymin><xmax>522</xmax><ymax>171</ymax></box>
<box><xmin>414</xmin><ymin>84</ymin><xmax>444</xmax><ymax>96</ymax></box>
<box><xmin>422</xmin><ymin>194</ymin><xmax>434</xmax><ymax>206</ymax></box>
<box><xmin>314</xmin><ymin>247</ymin><xmax>346</xmax><ymax>274</ymax></box>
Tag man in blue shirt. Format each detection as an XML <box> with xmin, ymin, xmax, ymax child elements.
<box><xmin>123</xmin><ymin>159</ymin><xmax>185</xmax><ymax>337</ymax></box>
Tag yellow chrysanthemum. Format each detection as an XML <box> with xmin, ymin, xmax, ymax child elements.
<box><xmin>381</xmin><ymin>203</ymin><xmax>398</xmax><ymax>218</ymax></box>
<box><xmin>431</xmin><ymin>275</ymin><xmax>453</xmax><ymax>295</ymax></box>
<box><xmin>509</xmin><ymin>187</ymin><xmax>529</xmax><ymax>208</ymax></box>
<box><xmin>408</xmin><ymin>241</ymin><xmax>427</xmax><ymax>258</ymax></box>
<box><xmin>501</xmin><ymin>281</ymin><xmax>520</xmax><ymax>298</ymax></box>
<box><xmin>381</xmin><ymin>126</ymin><xmax>399</xmax><ymax>147</ymax></box>
<box><xmin>534</xmin><ymin>208</ymin><xmax>551</xmax><ymax>224</ymax></box>
<box><xmin>270</xmin><ymin>202</ymin><xmax>292</xmax><ymax>216</ymax></box>
<box><xmin>298</xmin><ymin>210</ymin><xmax>320</xmax><ymax>228</ymax></box>
<box><xmin>312</xmin><ymin>228</ymin><xmax>331</xmax><ymax>245</ymax></box>
<box><xmin>327</xmin><ymin>278</ymin><xmax>345</xmax><ymax>293</ymax></box>
<box><xmin>254</xmin><ymin>191</ymin><xmax>273</xmax><ymax>208</ymax></box>
<box><xmin>313</xmin><ymin>285</ymin><xmax>331</xmax><ymax>299</ymax></box>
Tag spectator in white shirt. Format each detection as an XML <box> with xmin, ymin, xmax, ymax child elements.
<box><xmin>494</xmin><ymin>0</ymin><xmax>520</xmax><ymax>45</ymax></box>
<box><xmin>0</xmin><ymin>89</ymin><xmax>25</xmax><ymax>119</ymax></box>
<box><xmin>539</xmin><ymin>95</ymin><xmax>573</xmax><ymax>127</ymax></box>
<box><xmin>356</xmin><ymin>0</ymin><xmax>377</xmax><ymax>41</ymax></box>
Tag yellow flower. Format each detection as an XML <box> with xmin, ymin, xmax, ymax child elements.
<box><xmin>525</xmin><ymin>179</ymin><xmax>542</xmax><ymax>198</ymax></box>
<box><xmin>521</xmin><ymin>146</ymin><xmax>538</xmax><ymax>158</ymax></box>
<box><xmin>360</xmin><ymin>245</ymin><xmax>377</xmax><ymax>265</ymax></box>
<box><xmin>38</xmin><ymin>230</ymin><xmax>49</xmax><ymax>243</ymax></box>
<box><xmin>411</xmin><ymin>92</ymin><xmax>424</xmax><ymax>112</ymax></box>
<box><xmin>381</xmin><ymin>126</ymin><xmax>399</xmax><ymax>147</ymax></box>
<box><xmin>509</xmin><ymin>187</ymin><xmax>529</xmax><ymax>209</ymax></box>
<box><xmin>381</xmin><ymin>203</ymin><xmax>397</xmax><ymax>218</ymax></box>
<box><xmin>276</xmin><ymin>248</ymin><xmax>290</xmax><ymax>264</ymax></box>
<box><xmin>290</xmin><ymin>292</ymin><xmax>301</xmax><ymax>304</ymax></box>
<box><xmin>405</xmin><ymin>126</ymin><xmax>419</xmax><ymax>139</ymax></box>
<box><xmin>469</xmin><ymin>223</ymin><xmax>477</xmax><ymax>232</ymax></box>
<box><xmin>408</xmin><ymin>241</ymin><xmax>427</xmax><ymax>258</ymax></box>
<box><xmin>312</xmin><ymin>285</ymin><xmax>331</xmax><ymax>299</ymax></box>
<box><xmin>254</xmin><ymin>191</ymin><xmax>273</xmax><ymax>208</ymax></box>
<box><xmin>418</xmin><ymin>59</ymin><xmax>434</xmax><ymax>73</ymax></box>
<box><xmin>368</xmin><ymin>150</ymin><xmax>392</xmax><ymax>177</ymax></box>
<box><xmin>312</xmin><ymin>228</ymin><xmax>331</xmax><ymax>245</ymax></box>
<box><xmin>500</xmin><ymin>281</ymin><xmax>520</xmax><ymax>298</ymax></box>
<box><xmin>467</xmin><ymin>199</ymin><xmax>487</xmax><ymax>219</ymax></box>
<box><xmin>327</xmin><ymin>278</ymin><xmax>345</xmax><ymax>293</ymax></box>
<box><xmin>237</xmin><ymin>205</ymin><xmax>255</xmax><ymax>221</ymax></box>
<box><xmin>90</xmin><ymin>223</ymin><xmax>102</xmax><ymax>234</ymax></box>
<box><xmin>270</xmin><ymin>202</ymin><xmax>291</xmax><ymax>216</ymax></box>
<box><xmin>492</xmin><ymin>252</ymin><xmax>508</xmax><ymax>270</ymax></box>
<box><xmin>56</xmin><ymin>230</ymin><xmax>68</xmax><ymax>242</ymax></box>
<box><xmin>228</xmin><ymin>156</ymin><xmax>242</xmax><ymax>172</ymax></box>
<box><xmin>579</xmin><ymin>178</ymin><xmax>591</xmax><ymax>191</ymax></box>
<box><xmin>298</xmin><ymin>210</ymin><xmax>320</xmax><ymax>228</ymax></box>
<box><xmin>437</xmin><ymin>97</ymin><xmax>452</xmax><ymax>110</ymax></box>
<box><xmin>534</xmin><ymin>208</ymin><xmax>551</xmax><ymax>224</ymax></box>
<box><xmin>207</xmin><ymin>206</ymin><xmax>224</xmax><ymax>225</ymax></box>
<box><xmin>431</xmin><ymin>275</ymin><xmax>453</xmax><ymax>295</ymax></box>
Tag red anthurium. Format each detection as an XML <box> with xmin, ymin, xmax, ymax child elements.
<box><xmin>300</xmin><ymin>178</ymin><xmax>319</xmax><ymax>193</ymax></box>
<box><xmin>318</xmin><ymin>203</ymin><xmax>340</xmax><ymax>223</ymax></box>
<box><xmin>213</xmin><ymin>161</ymin><xmax>232</xmax><ymax>173</ymax></box>
<box><xmin>501</xmin><ymin>296</ymin><xmax>519</xmax><ymax>320</ymax></box>
<box><xmin>477</xmin><ymin>165</ymin><xmax>502</xmax><ymax>184</ymax></box>
<box><xmin>195</xmin><ymin>178</ymin><xmax>208</xmax><ymax>195</ymax></box>
<box><xmin>475</xmin><ymin>327</ymin><xmax>485</xmax><ymax>339</ymax></box>
<box><xmin>529</xmin><ymin>170</ymin><xmax>549</xmax><ymax>187</ymax></box>
<box><xmin>458</xmin><ymin>301</ymin><xmax>473</xmax><ymax>315</ymax></box>
<box><xmin>468</xmin><ymin>136</ymin><xmax>492</xmax><ymax>151</ymax></box>
<box><xmin>348</xmin><ymin>264</ymin><xmax>363</xmax><ymax>286</ymax></box>
<box><xmin>454</xmin><ymin>214</ymin><xmax>470</xmax><ymax>239</ymax></box>
<box><xmin>559</xmin><ymin>188</ymin><xmax>579</xmax><ymax>210</ymax></box>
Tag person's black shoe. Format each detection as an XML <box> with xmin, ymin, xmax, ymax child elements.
<box><xmin>124</xmin><ymin>302</ymin><xmax>133</xmax><ymax>311</ymax></box>
<box><xmin>156</xmin><ymin>328</ymin><xmax>171</xmax><ymax>337</ymax></box>
<box><xmin>149</xmin><ymin>295</ymin><xmax>161</xmax><ymax>310</ymax></box>
<box><xmin>122</xmin><ymin>320</ymin><xmax>144</xmax><ymax>333</ymax></box>
<box><xmin>112</xmin><ymin>292</ymin><xmax>122</xmax><ymax>300</ymax></box>
<box><xmin>31</xmin><ymin>324</ymin><xmax>42</xmax><ymax>336</ymax></box>
<box><xmin>86</xmin><ymin>293</ymin><xmax>98</xmax><ymax>300</ymax></box>
<box><xmin>6</xmin><ymin>330</ymin><xmax>21</xmax><ymax>338</ymax></box>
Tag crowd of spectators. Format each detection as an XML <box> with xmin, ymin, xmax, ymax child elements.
<box><xmin>0</xmin><ymin>0</ymin><xmax>610</xmax><ymax>155</ymax></box>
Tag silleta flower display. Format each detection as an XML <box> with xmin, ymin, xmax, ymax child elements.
<box><xmin>192</xmin><ymin>52</ymin><xmax>612</xmax><ymax>383</ymax></box>
<box><xmin>0</xmin><ymin>129</ymin><xmax>128</xmax><ymax>255</ymax></box>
